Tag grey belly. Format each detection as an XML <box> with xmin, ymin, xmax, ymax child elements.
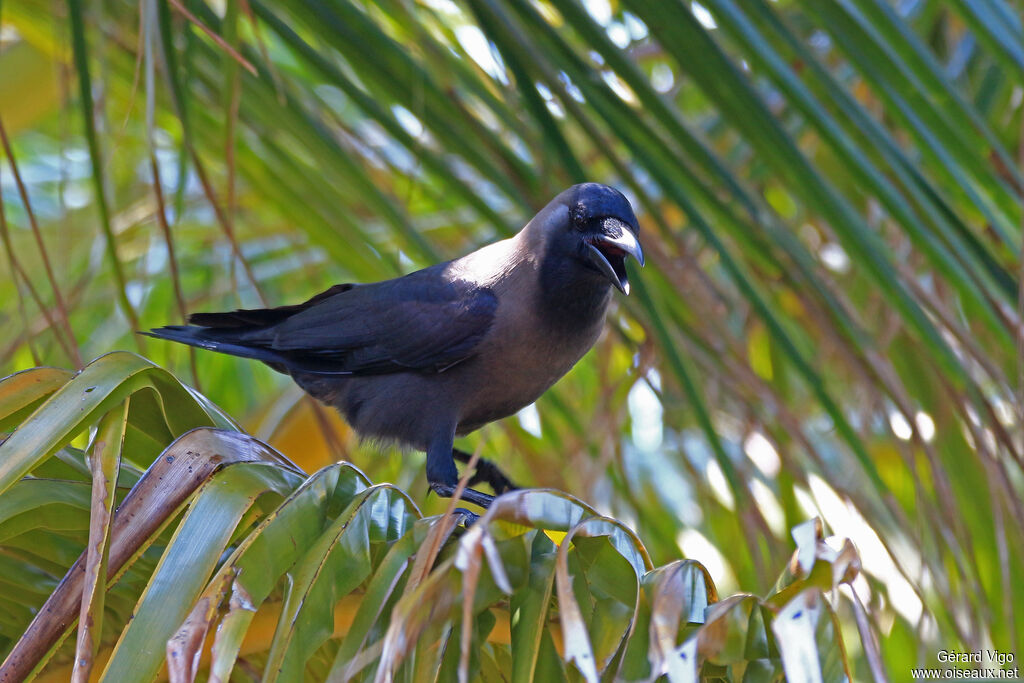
<box><xmin>294</xmin><ymin>371</ymin><xmax>450</xmax><ymax>449</ymax></box>
<box><xmin>295</xmin><ymin>365</ymin><xmax>553</xmax><ymax>448</ymax></box>
<box><xmin>291</xmin><ymin>321</ymin><xmax>603</xmax><ymax>449</ymax></box>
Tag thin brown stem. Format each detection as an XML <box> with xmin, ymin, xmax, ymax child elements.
<box><xmin>239</xmin><ymin>0</ymin><xmax>286</xmax><ymax>104</ymax></box>
<box><xmin>118</xmin><ymin>6</ymin><xmax>146</xmax><ymax>135</ymax></box>
<box><xmin>0</xmin><ymin>117</ymin><xmax>82</xmax><ymax>367</ymax></box>
<box><xmin>165</xmin><ymin>0</ymin><xmax>257</xmax><ymax>75</ymax></box>
<box><xmin>225</xmin><ymin>42</ymin><xmax>242</xmax><ymax>302</ymax></box>
<box><xmin>153</xmin><ymin>20</ymin><xmax>265</xmax><ymax>307</ymax></box>
<box><xmin>189</xmin><ymin>149</ymin><xmax>267</xmax><ymax>306</ymax></box>
<box><xmin>148</xmin><ymin>153</ymin><xmax>200</xmax><ymax>387</ymax></box>
<box><xmin>145</xmin><ymin>0</ymin><xmax>198</xmax><ymax>386</ymax></box>
<box><xmin>0</xmin><ymin>198</ymin><xmax>42</xmax><ymax>366</ymax></box>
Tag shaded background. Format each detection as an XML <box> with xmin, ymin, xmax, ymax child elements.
<box><xmin>1</xmin><ymin>0</ymin><xmax>1022</xmax><ymax>676</ymax></box>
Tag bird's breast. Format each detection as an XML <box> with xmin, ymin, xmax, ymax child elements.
<box><xmin>401</xmin><ymin>240</ymin><xmax>613</xmax><ymax>435</ymax></box>
<box><xmin>452</xmin><ymin>292</ymin><xmax>608</xmax><ymax>433</ymax></box>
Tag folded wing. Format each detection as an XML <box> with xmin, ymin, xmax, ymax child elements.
<box><xmin>145</xmin><ymin>271</ymin><xmax>498</xmax><ymax>376</ymax></box>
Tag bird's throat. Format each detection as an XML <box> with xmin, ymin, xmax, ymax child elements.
<box><xmin>537</xmin><ymin>259</ymin><xmax>613</xmax><ymax>331</ymax></box>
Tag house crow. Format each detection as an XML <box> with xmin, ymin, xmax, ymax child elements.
<box><xmin>145</xmin><ymin>183</ymin><xmax>643</xmax><ymax>511</ymax></box>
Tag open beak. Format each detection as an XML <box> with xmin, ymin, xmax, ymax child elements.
<box><xmin>584</xmin><ymin>218</ymin><xmax>644</xmax><ymax>295</ymax></box>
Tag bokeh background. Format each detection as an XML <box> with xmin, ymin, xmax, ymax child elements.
<box><xmin>1</xmin><ymin>0</ymin><xmax>1022</xmax><ymax>676</ymax></box>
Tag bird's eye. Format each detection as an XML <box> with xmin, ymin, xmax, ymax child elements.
<box><xmin>570</xmin><ymin>204</ymin><xmax>589</xmax><ymax>231</ymax></box>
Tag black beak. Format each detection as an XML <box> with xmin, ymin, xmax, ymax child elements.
<box><xmin>584</xmin><ymin>218</ymin><xmax>644</xmax><ymax>294</ymax></box>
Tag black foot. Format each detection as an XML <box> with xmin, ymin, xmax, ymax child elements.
<box><xmin>452</xmin><ymin>448</ymin><xmax>519</xmax><ymax>494</ymax></box>
<box><xmin>429</xmin><ymin>481</ymin><xmax>495</xmax><ymax>509</ymax></box>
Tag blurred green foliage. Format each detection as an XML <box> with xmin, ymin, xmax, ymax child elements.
<box><xmin>1</xmin><ymin>0</ymin><xmax>1022</xmax><ymax>678</ymax></box>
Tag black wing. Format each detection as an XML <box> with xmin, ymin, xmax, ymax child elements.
<box><xmin>145</xmin><ymin>271</ymin><xmax>498</xmax><ymax>376</ymax></box>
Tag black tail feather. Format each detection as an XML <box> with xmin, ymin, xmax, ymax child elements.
<box><xmin>141</xmin><ymin>326</ymin><xmax>288</xmax><ymax>367</ymax></box>
<box><xmin>144</xmin><ymin>283</ymin><xmax>366</xmax><ymax>376</ymax></box>
<box><xmin>141</xmin><ymin>325</ymin><xmax>355</xmax><ymax>376</ymax></box>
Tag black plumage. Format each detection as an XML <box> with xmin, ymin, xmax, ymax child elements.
<box><xmin>145</xmin><ymin>183</ymin><xmax>643</xmax><ymax>511</ymax></box>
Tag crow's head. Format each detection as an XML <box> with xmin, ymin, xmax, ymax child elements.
<box><xmin>532</xmin><ymin>183</ymin><xmax>644</xmax><ymax>295</ymax></box>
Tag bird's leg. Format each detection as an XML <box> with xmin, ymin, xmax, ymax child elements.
<box><xmin>426</xmin><ymin>435</ymin><xmax>496</xmax><ymax>509</ymax></box>
<box><xmin>452</xmin><ymin>448</ymin><xmax>519</xmax><ymax>494</ymax></box>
